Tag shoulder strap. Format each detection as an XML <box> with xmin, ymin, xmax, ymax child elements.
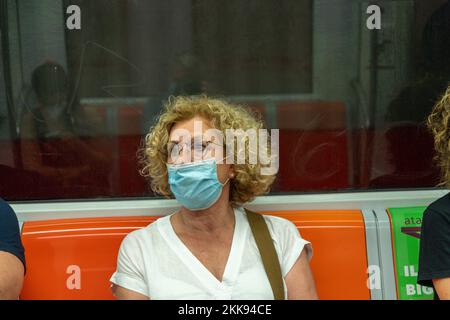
<box><xmin>244</xmin><ymin>208</ymin><xmax>285</xmax><ymax>300</ymax></box>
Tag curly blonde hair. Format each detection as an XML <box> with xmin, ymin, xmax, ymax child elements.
<box><xmin>140</xmin><ymin>95</ymin><xmax>276</xmax><ymax>205</ymax></box>
<box><xmin>427</xmin><ymin>85</ymin><xmax>450</xmax><ymax>187</ymax></box>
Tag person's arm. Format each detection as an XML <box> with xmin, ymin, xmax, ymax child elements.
<box><xmin>433</xmin><ymin>278</ymin><xmax>450</xmax><ymax>300</ymax></box>
<box><xmin>0</xmin><ymin>200</ymin><xmax>25</xmax><ymax>300</ymax></box>
<box><xmin>112</xmin><ymin>284</ymin><xmax>149</xmax><ymax>300</ymax></box>
<box><xmin>285</xmin><ymin>250</ymin><xmax>318</xmax><ymax>300</ymax></box>
<box><xmin>266</xmin><ymin>216</ymin><xmax>318</xmax><ymax>300</ymax></box>
<box><xmin>0</xmin><ymin>252</ymin><xmax>24</xmax><ymax>300</ymax></box>
<box><xmin>110</xmin><ymin>233</ymin><xmax>150</xmax><ymax>300</ymax></box>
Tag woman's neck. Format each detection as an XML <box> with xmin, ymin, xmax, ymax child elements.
<box><xmin>177</xmin><ymin>200</ymin><xmax>235</xmax><ymax>234</ymax></box>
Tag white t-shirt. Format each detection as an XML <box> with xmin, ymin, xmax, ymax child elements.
<box><xmin>110</xmin><ymin>207</ymin><xmax>312</xmax><ymax>300</ymax></box>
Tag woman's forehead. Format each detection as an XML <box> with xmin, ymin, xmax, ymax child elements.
<box><xmin>169</xmin><ymin>116</ymin><xmax>214</xmax><ymax>139</ymax></box>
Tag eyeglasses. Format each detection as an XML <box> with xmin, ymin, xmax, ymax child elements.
<box><xmin>166</xmin><ymin>140</ymin><xmax>224</xmax><ymax>164</ymax></box>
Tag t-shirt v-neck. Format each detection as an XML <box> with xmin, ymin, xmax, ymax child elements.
<box><xmin>157</xmin><ymin>208</ymin><xmax>248</xmax><ymax>298</ymax></box>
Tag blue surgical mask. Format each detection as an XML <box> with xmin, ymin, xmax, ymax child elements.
<box><xmin>167</xmin><ymin>158</ymin><xmax>229</xmax><ymax>211</ymax></box>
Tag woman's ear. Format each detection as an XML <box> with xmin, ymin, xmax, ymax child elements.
<box><xmin>229</xmin><ymin>165</ymin><xmax>235</xmax><ymax>178</ymax></box>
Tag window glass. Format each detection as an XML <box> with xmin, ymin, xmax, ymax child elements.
<box><xmin>0</xmin><ymin>0</ymin><xmax>448</xmax><ymax>201</ymax></box>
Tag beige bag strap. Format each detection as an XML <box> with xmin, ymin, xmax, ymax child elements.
<box><xmin>245</xmin><ymin>208</ymin><xmax>285</xmax><ymax>300</ymax></box>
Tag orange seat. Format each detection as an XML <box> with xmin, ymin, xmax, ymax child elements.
<box><xmin>21</xmin><ymin>216</ymin><xmax>160</xmax><ymax>300</ymax></box>
<box><xmin>263</xmin><ymin>210</ymin><xmax>370</xmax><ymax>300</ymax></box>
<box><xmin>21</xmin><ymin>210</ymin><xmax>369</xmax><ymax>300</ymax></box>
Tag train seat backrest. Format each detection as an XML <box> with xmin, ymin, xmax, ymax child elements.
<box><xmin>20</xmin><ymin>216</ymin><xmax>159</xmax><ymax>300</ymax></box>
<box><xmin>264</xmin><ymin>210</ymin><xmax>369</xmax><ymax>299</ymax></box>
<box><xmin>20</xmin><ymin>210</ymin><xmax>370</xmax><ymax>300</ymax></box>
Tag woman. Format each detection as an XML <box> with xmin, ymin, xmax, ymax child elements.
<box><xmin>418</xmin><ymin>85</ymin><xmax>450</xmax><ymax>300</ymax></box>
<box><xmin>110</xmin><ymin>96</ymin><xmax>317</xmax><ymax>300</ymax></box>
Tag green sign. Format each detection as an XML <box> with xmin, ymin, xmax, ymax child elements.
<box><xmin>389</xmin><ymin>207</ymin><xmax>434</xmax><ymax>300</ymax></box>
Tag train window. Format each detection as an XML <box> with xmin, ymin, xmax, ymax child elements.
<box><xmin>0</xmin><ymin>0</ymin><xmax>448</xmax><ymax>201</ymax></box>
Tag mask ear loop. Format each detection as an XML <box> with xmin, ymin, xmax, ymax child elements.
<box><xmin>217</xmin><ymin>151</ymin><xmax>234</xmax><ymax>186</ymax></box>
<box><xmin>221</xmin><ymin>177</ymin><xmax>231</xmax><ymax>187</ymax></box>
<box><xmin>209</xmin><ymin>147</ymin><xmax>234</xmax><ymax>186</ymax></box>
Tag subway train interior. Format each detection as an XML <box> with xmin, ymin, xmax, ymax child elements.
<box><xmin>0</xmin><ymin>0</ymin><xmax>449</xmax><ymax>300</ymax></box>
